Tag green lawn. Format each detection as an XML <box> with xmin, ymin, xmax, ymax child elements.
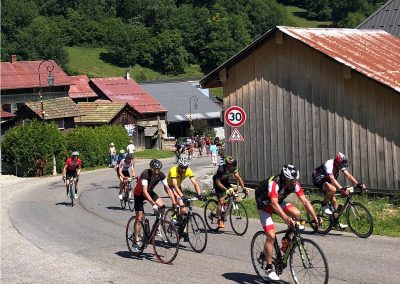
<box><xmin>210</xmin><ymin>87</ymin><xmax>223</xmax><ymax>99</ymax></box>
<box><xmin>134</xmin><ymin>149</ymin><xmax>175</xmax><ymax>159</ymax></box>
<box><xmin>66</xmin><ymin>46</ymin><xmax>203</xmax><ymax>81</ymax></box>
<box><xmin>286</xmin><ymin>5</ymin><xmax>332</xmax><ymax>28</ymax></box>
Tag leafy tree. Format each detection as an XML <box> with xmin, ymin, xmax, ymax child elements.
<box><xmin>192</xmin><ymin>119</ymin><xmax>215</xmax><ymax>137</ymax></box>
<box><xmin>154</xmin><ymin>29</ymin><xmax>189</xmax><ymax>74</ymax></box>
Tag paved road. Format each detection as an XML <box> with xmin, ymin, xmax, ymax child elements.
<box><xmin>2</xmin><ymin>157</ymin><xmax>400</xmax><ymax>283</ymax></box>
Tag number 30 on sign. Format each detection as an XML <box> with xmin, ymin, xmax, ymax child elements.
<box><xmin>224</xmin><ymin>106</ymin><xmax>246</xmax><ymax>128</ymax></box>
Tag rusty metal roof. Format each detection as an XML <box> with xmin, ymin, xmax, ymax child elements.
<box><xmin>0</xmin><ymin>110</ymin><xmax>16</xmax><ymax>119</ymax></box>
<box><xmin>68</xmin><ymin>75</ymin><xmax>98</xmax><ymax>99</ymax></box>
<box><xmin>90</xmin><ymin>77</ymin><xmax>167</xmax><ymax>114</ymax></box>
<box><xmin>0</xmin><ymin>60</ymin><xmax>72</xmax><ymax>90</ymax></box>
<box><xmin>200</xmin><ymin>26</ymin><xmax>400</xmax><ymax>93</ymax></box>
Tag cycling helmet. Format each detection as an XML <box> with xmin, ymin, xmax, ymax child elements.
<box><xmin>150</xmin><ymin>159</ymin><xmax>163</xmax><ymax>170</ymax></box>
<box><xmin>225</xmin><ymin>156</ymin><xmax>237</xmax><ymax>168</ymax></box>
<box><xmin>334</xmin><ymin>152</ymin><xmax>348</xmax><ymax>170</ymax></box>
<box><xmin>71</xmin><ymin>151</ymin><xmax>79</xmax><ymax>156</ymax></box>
<box><xmin>119</xmin><ymin>149</ymin><xmax>125</xmax><ymax>154</ymax></box>
<box><xmin>178</xmin><ymin>155</ymin><xmax>190</xmax><ymax>168</ymax></box>
<box><xmin>281</xmin><ymin>164</ymin><xmax>299</xmax><ymax>181</ymax></box>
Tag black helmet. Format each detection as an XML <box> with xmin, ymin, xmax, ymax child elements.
<box><xmin>150</xmin><ymin>159</ymin><xmax>163</xmax><ymax>170</ymax></box>
<box><xmin>281</xmin><ymin>164</ymin><xmax>299</xmax><ymax>181</ymax></box>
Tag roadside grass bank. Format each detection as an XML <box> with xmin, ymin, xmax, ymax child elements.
<box><xmin>134</xmin><ymin>149</ymin><xmax>175</xmax><ymax>159</ymax></box>
<box><xmin>185</xmin><ymin>189</ymin><xmax>400</xmax><ymax>237</ymax></box>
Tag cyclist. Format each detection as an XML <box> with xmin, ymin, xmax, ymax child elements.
<box><xmin>132</xmin><ymin>159</ymin><xmax>176</xmax><ymax>252</ymax></box>
<box><xmin>312</xmin><ymin>152</ymin><xmax>366</xmax><ymax>228</ymax></box>
<box><xmin>118</xmin><ymin>154</ymin><xmax>135</xmax><ymax>200</ymax></box>
<box><xmin>167</xmin><ymin>155</ymin><xmax>204</xmax><ymax>216</ymax></box>
<box><xmin>62</xmin><ymin>151</ymin><xmax>82</xmax><ymax>199</ymax></box>
<box><xmin>213</xmin><ymin>156</ymin><xmax>246</xmax><ymax>229</ymax></box>
<box><xmin>255</xmin><ymin>164</ymin><xmax>320</xmax><ymax>281</ymax></box>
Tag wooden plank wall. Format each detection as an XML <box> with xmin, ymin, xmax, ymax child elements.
<box><xmin>223</xmin><ymin>33</ymin><xmax>400</xmax><ymax>191</ymax></box>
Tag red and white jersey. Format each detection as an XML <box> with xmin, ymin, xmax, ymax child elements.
<box><xmin>65</xmin><ymin>157</ymin><xmax>82</xmax><ymax>171</ymax></box>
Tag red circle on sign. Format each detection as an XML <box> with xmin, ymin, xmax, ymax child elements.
<box><xmin>224</xmin><ymin>106</ymin><xmax>246</xmax><ymax>127</ymax></box>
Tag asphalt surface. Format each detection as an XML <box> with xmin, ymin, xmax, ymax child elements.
<box><xmin>2</xmin><ymin>156</ymin><xmax>400</xmax><ymax>284</ymax></box>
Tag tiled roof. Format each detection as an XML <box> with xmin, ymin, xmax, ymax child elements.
<box><xmin>90</xmin><ymin>77</ymin><xmax>167</xmax><ymax>114</ymax></box>
<box><xmin>357</xmin><ymin>0</ymin><xmax>400</xmax><ymax>37</ymax></box>
<box><xmin>75</xmin><ymin>100</ymin><xmax>126</xmax><ymax>124</ymax></box>
<box><xmin>25</xmin><ymin>97</ymin><xmax>82</xmax><ymax>120</ymax></box>
<box><xmin>0</xmin><ymin>110</ymin><xmax>16</xmax><ymax>118</ymax></box>
<box><xmin>0</xmin><ymin>60</ymin><xmax>72</xmax><ymax>90</ymax></box>
<box><xmin>68</xmin><ymin>75</ymin><xmax>97</xmax><ymax>99</ymax></box>
<box><xmin>140</xmin><ymin>81</ymin><xmax>222</xmax><ymax>123</ymax></box>
<box><xmin>201</xmin><ymin>26</ymin><xmax>400</xmax><ymax>93</ymax></box>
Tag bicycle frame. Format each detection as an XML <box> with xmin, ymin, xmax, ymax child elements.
<box><xmin>140</xmin><ymin>212</ymin><xmax>163</xmax><ymax>248</ymax></box>
<box><xmin>328</xmin><ymin>187</ymin><xmax>363</xmax><ymax>221</ymax></box>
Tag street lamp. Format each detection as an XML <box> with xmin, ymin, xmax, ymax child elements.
<box><xmin>189</xmin><ymin>95</ymin><xmax>198</xmax><ymax>136</ymax></box>
<box><xmin>38</xmin><ymin>60</ymin><xmax>55</xmax><ymax>120</ymax></box>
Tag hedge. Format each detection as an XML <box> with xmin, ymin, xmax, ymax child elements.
<box><xmin>1</xmin><ymin>121</ymin><xmax>130</xmax><ymax>177</ymax></box>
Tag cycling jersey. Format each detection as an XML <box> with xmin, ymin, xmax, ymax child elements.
<box><xmin>119</xmin><ymin>158</ymin><xmax>134</xmax><ymax>172</ymax></box>
<box><xmin>65</xmin><ymin>157</ymin><xmax>82</xmax><ymax>171</ymax></box>
<box><xmin>213</xmin><ymin>164</ymin><xmax>238</xmax><ymax>182</ymax></box>
<box><xmin>255</xmin><ymin>175</ymin><xmax>304</xmax><ymax>207</ymax></box>
<box><xmin>312</xmin><ymin>159</ymin><xmax>347</xmax><ymax>188</ymax></box>
<box><xmin>167</xmin><ymin>165</ymin><xmax>194</xmax><ymax>188</ymax></box>
<box><xmin>133</xmin><ymin>169</ymin><xmax>167</xmax><ymax>196</ymax></box>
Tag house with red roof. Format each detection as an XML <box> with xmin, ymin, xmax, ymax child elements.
<box><xmin>0</xmin><ymin>55</ymin><xmax>72</xmax><ymax>114</ymax></box>
<box><xmin>90</xmin><ymin>76</ymin><xmax>168</xmax><ymax>149</ymax></box>
<box><xmin>201</xmin><ymin>26</ymin><xmax>400</xmax><ymax>193</ymax></box>
<box><xmin>68</xmin><ymin>75</ymin><xmax>98</xmax><ymax>102</ymax></box>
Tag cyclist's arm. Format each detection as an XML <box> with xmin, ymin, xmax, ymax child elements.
<box><xmin>62</xmin><ymin>164</ymin><xmax>67</xmax><ymax>177</ymax></box>
<box><xmin>142</xmin><ymin>184</ymin><xmax>155</xmax><ymax>205</ymax></box>
<box><xmin>130</xmin><ymin>165</ymin><xmax>135</xmax><ymax>178</ymax></box>
<box><xmin>118</xmin><ymin>163</ymin><xmax>123</xmax><ymax>177</ymax></box>
<box><xmin>172</xmin><ymin>178</ymin><xmax>184</xmax><ymax>198</ymax></box>
<box><xmin>298</xmin><ymin>195</ymin><xmax>318</xmax><ymax>223</ymax></box>
<box><xmin>163</xmin><ymin>183</ymin><xmax>177</xmax><ymax>206</ymax></box>
<box><xmin>76</xmin><ymin>166</ymin><xmax>81</xmax><ymax>176</ymax></box>
<box><xmin>215</xmin><ymin>178</ymin><xmax>228</xmax><ymax>190</ymax></box>
<box><xmin>189</xmin><ymin>176</ymin><xmax>202</xmax><ymax>195</ymax></box>
<box><xmin>342</xmin><ymin>170</ymin><xmax>359</xmax><ymax>186</ymax></box>
<box><xmin>328</xmin><ymin>174</ymin><xmax>342</xmax><ymax>189</ymax></box>
<box><xmin>233</xmin><ymin>172</ymin><xmax>245</xmax><ymax>189</ymax></box>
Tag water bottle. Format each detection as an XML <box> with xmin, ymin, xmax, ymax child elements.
<box><xmin>144</xmin><ymin>219</ymin><xmax>150</xmax><ymax>236</ymax></box>
<box><xmin>281</xmin><ymin>236</ymin><xmax>291</xmax><ymax>253</ymax></box>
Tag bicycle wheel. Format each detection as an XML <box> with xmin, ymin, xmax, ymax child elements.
<box><xmin>187</xmin><ymin>212</ymin><xmax>208</xmax><ymax>253</ymax></box>
<box><xmin>289</xmin><ymin>238</ymin><xmax>329</xmax><ymax>284</ymax></box>
<box><xmin>152</xmin><ymin>219</ymin><xmax>180</xmax><ymax>264</ymax></box>
<box><xmin>204</xmin><ymin>199</ymin><xmax>219</xmax><ymax>232</ymax></box>
<box><xmin>346</xmin><ymin>202</ymin><xmax>373</xmax><ymax>238</ymax></box>
<box><xmin>250</xmin><ymin>231</ymin><xmax>268</xmax><ymax>281</ymax></box>
<box><xmin>229</xmin><ymin>201</ymin><xmax>248</xmax><ymax>236</ymax></box>
<box><xmin>308</xmin><ymin>200</ymin><xmax>332</xmax><ymax>234</ymax></box>
<box><xmin>126</xmin><ymin>216</ymin><xmax>145</xmax><ymax>257</ymax></box>
<box><xmin>69</xmin><ymin>181</ymin><xmax>74</xmax><ymax>207</ymax></box>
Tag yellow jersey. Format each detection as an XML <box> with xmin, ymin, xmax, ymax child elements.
<box><xmin>167</xmin><ymin>165</ymin><xmax>194</xmax><ymax>188</ymax></box>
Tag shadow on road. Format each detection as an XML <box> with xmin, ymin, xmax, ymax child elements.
<box><xmin>222</xmin><ymin>272</ymin><xmax>290</xmax><ymax>283</ymax></box>
<box><xmin>106</xmin><ymin>206</ymin><xmax>127</xmax><ymax>211</ymax></box>
<box><xmin>108</xmin><ymin>186</ymin><xmax>119</xmax><ymax>190</ymax></box>
<box><xmin>55</xmin><ymin>202</ymin><xmax>73</xmax><ymax>207</ymax></box>
<box><xmin>115</xmin><ymin>250</ymin><xmax>157</xmax><ymax>262</ymax></box>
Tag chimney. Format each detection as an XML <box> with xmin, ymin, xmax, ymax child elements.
<box><xmin>125</xmin><ymin>70</ymin><xmax>131</xmax><ymax>80</ymax></box>
<box><xmin>11</xmin><ymin>54</ymin><xmax>17</xmax><ymax>64</ymax></box>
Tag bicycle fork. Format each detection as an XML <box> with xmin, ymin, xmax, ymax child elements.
<box><xmin>295</xmin><ymin>238</ymin><xmax>313</xmax><ymax>269</ymax></box>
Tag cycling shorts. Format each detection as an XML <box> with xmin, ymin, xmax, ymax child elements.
<box><xmin>258</xmin><ymin>201</ymin><xmax>294</xmax><ymax>232</ymax></box>
<box><xmin>312</xmin><ymin>172</ymin><xmax>329</xmax><ymax>190</ymax></box>
<box><xmin>121</xmin><ymin>170</ymin><xmax>130</xmax><ymax>178</ymax></box>
<box><xmin>134</xmin><ymin>191</ymin><xmax>159</xmax><ymax>212</ymax></box>
<box><xmin>66</xmin><ymin>169</ymin><xmax>78</xmax><ymax>178</ymax></box>
<box><xmin>213</xmin><ymin>179</ymin><xmax>231</xmax><ymax>199</ymax></box>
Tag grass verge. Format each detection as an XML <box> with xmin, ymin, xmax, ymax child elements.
<box><xmin>285</xmin><ymin>5</ymin><xmax>332</xmax><ymax>28</ymax></box>
<box><xmin>134</xmin><ymin>149</ymin><xmax>175</xmax><ymax>159</ymax></box>
<box><xmin>185</xmin><ymin>188</ymin><xmax>400</xmax><ymax>237</ymax></box>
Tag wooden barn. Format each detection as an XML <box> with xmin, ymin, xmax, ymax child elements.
<box><xmin>201</xmin><ymin>26</ymin><xmax>400</xmax><ymax>193</ymax></box>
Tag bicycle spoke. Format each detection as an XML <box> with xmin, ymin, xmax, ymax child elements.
<box><xmin>153</xmin><ymin>220</ymin><xmax>179</xmax><ymax>264</ymax></box>
<box><xmin>229</xmin><ymin>202</ymin><xmax>248</xmax><ymax>236</ymax></box>
<box><xmin>346</xmin><ymin>202</ymin><xmax>373</xmax><ymax>238</ymax></box>
<box><xmin>187</xmin><ymin>213</ymin><xmax>207</xmax><ymax>253</ymax></box>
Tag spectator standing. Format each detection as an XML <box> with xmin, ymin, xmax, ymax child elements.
<box><xmin>210</xmin><ymin>142</ymin><xmax>218</xmax><ymax>167</ymax></box>
<box><xmin>205</xmin><ymin>136</ymin><xmax>211</xmax><ymax>155</ymax></box>
<box><xmin>109</xmin><ymin>143</ymin><xmax>116</xmax><ymax>167</ymax></box>
<box><xmin>127</xmin><ymin>140</ymin><xmax>136</xmax><ymax>158</ymax></box>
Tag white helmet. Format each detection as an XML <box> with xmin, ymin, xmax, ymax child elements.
<box><xmin>178</xmin><ymin>155</ymin><xmax>190</xmax><ymax>168</ymax></box>
<box><xmin>281</xmin><ymin>164</ymin><xmax>299</xmax><ymax>181</ymax></box>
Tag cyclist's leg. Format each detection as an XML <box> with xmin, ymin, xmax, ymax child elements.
<box><xmin>282</xmin><ymin>202</ymin><xmax>301</xmax><ymax>220</ymax></box>
<box><xmin>134</xmin><ymin>195</ymin><xmax>145</xmax><ymax>243</ymax></box>
<box><xmin>259</xmin><ymin>207</ymin><xmax>279</xmax><ymax>280</ymax></box>
<box><xmin>323</xmin><ymin>182</ymin><xmax>337</xmax><ymax>208</ymax></box>
<box><xmin>74</xmin><ymin>172</ymin><xmax>79</xmax><ymax>194</ymax></box>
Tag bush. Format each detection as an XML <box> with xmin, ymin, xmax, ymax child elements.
<box><xmin>64</xmin><ymin>125</ymin><xmax>130</xmax><ymax>168</ymax></box>
<box><xmin>1</xmin><ymin>120</ymin><xmax>66</xmax><ymax>176</ymax></box>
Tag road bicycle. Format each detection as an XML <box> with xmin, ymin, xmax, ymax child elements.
<box><xmin>204</xmin><ymin>189</ymin><xmax>249</xmax><ymax>235</ymax></box>
<box><xmin>126</xmin><ymin>205</ymin><xmax>180</xmax><ymax>264</ymax></box>
<box><xmin>120</xmin><ymin>177</ymin><xmax>136</xmax><ymax>211</ymax></box>
<box><xmin>164</xmin><ymin>197</ymin><xmax>208</xmax><ymax>253</ymax></box>
<box><xmin>251</xmin><ymin>219</ymin><xmax>329</xmax><ymax>284</ymax></box>
<box><xmin>307</xmin><ymin>184</ymin><xmax>373</xmax><ymax>238</ymax></box>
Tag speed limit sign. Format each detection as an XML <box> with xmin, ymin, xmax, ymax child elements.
<box><xmin>225</xmin><ymin>106</ymin><xmax>246</xmax><ymax>127</ymax></box>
